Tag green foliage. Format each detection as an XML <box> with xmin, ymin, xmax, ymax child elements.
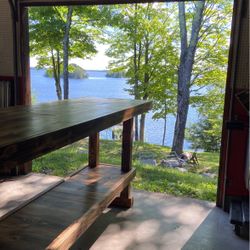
<box><xmin>105</xmin><ymin>71</ymin><xmax>125</xmax><ymax>78</ymax></box>
<box><xmin>68</xmin><ymin>64</ymin><xmax>88</xmax><ymax>79</ymax></box>
<box><xmin>106</xmin><ymin>3</ymin><xmax>178</xmax><ymax>107</ymax></box>
<box><xmin>133</xmin><ymin>163</ymin><xmax>217</xmax><ymax>201</ymax></box>
<box><xmin>29</xmin><ymin>6</ymin><xmax>99</xmax><ymax>64</ymax></box>
<box><xmin>45</xmin><ymin>63</ymin><xmax>88</xmax><ymax>79</ymax></box>
<box><xmin>33</xmin><ymin>139</ymin><xmax>218</xmax><ymax>201</ymax></box>
<box><xmin>29</xmin><ymin>6</ymin><xmax>102</xmax><ymax>99</ymax></box>
<box><xmin>187</xmin><ymin>116</ymin><xmax>222</xmax><ymax>152</ymax></box>
<box><xmin>32</xmin><ymin>143</ymin><xmax>88</xmax><ymax>176</ymax></box>
<box><xmin>188</xmin><ymin>81</ymin><xmax>225</xmax><ymax>152</ymax></box>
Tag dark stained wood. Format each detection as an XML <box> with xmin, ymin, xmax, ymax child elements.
<box><xmin>20</xmin><ymin>0</ymin><xmax>179</xmax><ymax>7</ymax></box>
<box><xmin>121</xmin><ymin>118</ymin><xmax>134</xmax><ymax>173</ymax></box>
<box><xmin>111</xmin><ymin>118</ymin><xmax>134</xmax><ymax>208</ymax></box>
<box><xmin>0</xmin><ymin>173</ymin><xmax>63</xmax><ymax>221</ymax></box>
<box><xmin>18</xmin><ymin>162</ymin><xmax>32</xmax><ymax>175</ymax></box>
<box><xmin>0</xmin><ymin>98</ymin><xmax>151</xmax><ymax>168</ymax></box>
<box><xmin>88</xmin><ymin>133</ymin><xmax>99</xmax><ymax>168</ymax></box>
<box><xmin>111</xmin><ymin>185</ymin><xmax>134</xmax><ymax>208</ymax></box>
<box><xmin>0</xmin><ymin>164</ymin><xmax>136</xmax><ymax>250</ymax></box>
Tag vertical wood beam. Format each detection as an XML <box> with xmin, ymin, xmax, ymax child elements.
<box><xmin>17</xmin><ymin>6</ymin><xmax>32</xmax><ymax>175</ymax></box>
<box><xmin>111</xmin><ymin>118</ymin><xmax>134</xmax><ymax>208</ymax></box>
<box><xmin>88</xmin><ymin>133</ymin><xmax>99</xmax><ymax>168</ymax></box>
<box><xmin>121</xmin><ymin>118</ymin><xmax>134</xmax><ymax>173</ymax></box>
<box><xmin>20</xmin><ymin>6</ymin><xmax>31</xmax><ymax>105</ymax></box>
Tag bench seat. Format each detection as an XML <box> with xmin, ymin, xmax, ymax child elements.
<box><xmin>0</xmin><ymin>164</ymin><xmax>135</xmax><ymax>250</ymax></box>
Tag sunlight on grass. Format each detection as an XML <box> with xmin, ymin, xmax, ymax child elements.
<box><xmin>32</xmin><ymin>139</ymin><xmax>218</xmax><ymax>201</ymax></box>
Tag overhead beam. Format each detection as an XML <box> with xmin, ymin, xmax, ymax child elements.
<box><xmin>19</xmin><ymin>0</ymin><xmax>186</xmax><ymax>7</ymax></box>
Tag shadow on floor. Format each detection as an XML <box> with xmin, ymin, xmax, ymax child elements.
<box><xmin>182</xmin><ymin>207</ymin><xmax>249</xmax><ymax>250</ymax></box>
<box><xmin>72</xmin><ymin>191</ymin><xmax>248</xmax><ymax>250</ymax></box>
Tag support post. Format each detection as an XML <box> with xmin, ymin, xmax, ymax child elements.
<box><xmin>111</xmin><ymin>118</ymin><xmax>134</xmax><ymax>208</ymax></box>
<box><xmin>89</xmin><ymin>133</ymin><xmax>99</xmax><ymax>168</ymax></box>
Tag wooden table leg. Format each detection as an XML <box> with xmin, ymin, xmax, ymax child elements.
<box><xmin>111</xmin><ymin>118</ymin><xmax>134</xmax><ymax>208</ymax></box>
<box><xmin>0</xmin><ymin>162</ymin><xmax>32</xmax><ymax>176</ymax></box>
<box><xmin>89</xmin><ymin>133</ymin><xmax>99</xmax><ymax>168</ymax></box>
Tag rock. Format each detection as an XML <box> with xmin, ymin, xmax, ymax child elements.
<box><xmin>176</xmin><ymin>167</ymin><xmax>188</xmax><ymax>172</ymax></box>
<box><xmin>42</xmin><ymin>168</ymin><xmax>52</xmax><ymax>175</ymax></box>
<box><xmin>160</xmin><ymin>159</ymin><xmax>182</xmax><ymax>168</ymax></box>
<box><xmin>139</xmin><ymin>158</ymin><xmax>157</xmax><ymax>166</ymax></box>
<box><xmin>202</xmin><ymin>173</ymin><xmax>216</xmax><ymax>178</ymax></box>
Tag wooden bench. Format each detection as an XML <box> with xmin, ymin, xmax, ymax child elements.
<box><xmin>0</xmin><ymin>97</ymin><xmax>152</xmax><ymax>249</ymax></box>
<box><xmin>0</xmin><ymin>164</ymin><xmax>135</xmax><ymax>249</ymax></box>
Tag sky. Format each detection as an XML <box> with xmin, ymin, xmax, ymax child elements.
<box><xmin>30</xmin><ymin>44</ymin><xmax>111</xmax><ymax>70</ymax></box>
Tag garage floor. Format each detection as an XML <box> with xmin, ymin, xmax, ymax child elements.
<box><xmin>73</xmin><ymin>190</ymin><xmax>248</xmax><ymax>250</ymax></box>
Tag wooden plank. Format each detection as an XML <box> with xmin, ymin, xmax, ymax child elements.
<box><xmin>19</xmin><ymin>0</ymin><xmax>173</xmax><ymax>7</ymax></box>
<box><xmin>0</xmin><ymin>173</ymin><xmax>63</xmax><ymax>221</ymax></box>
<box><xmin>0</xmin><ymin>164</ymin><xmax>136</xmax><ymax>250</ymax></box>
<box><xmin>111</xmin><ymin>118</ymin><xmax>134</xmax><ymax>208</ymax></box>
<box><xmin>88</xmin><ymin>133</ymin><xmax>99</xmax><ymax>168</ymax></box>
<box><xmin>121</xmin><ymin>118</ymin><xmax>134</xmax><ymax>173</ymax></box>
<box><xmin>0</xmin><ymin>98</ymin><xmax>151</xmax><ymax>168</ymax></box>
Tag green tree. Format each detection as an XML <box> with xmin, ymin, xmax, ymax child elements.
<box><xmin>29</xmin><ymin>6</ymin><xmax>99</xmax><ymax>100</ymax></box>
<box><xmin>187</xmin><ymin>116</ymin><xmax>222</xmax><ymax>152</ymax></box>
<box><xmin>172</xmin><ymin>0</ymin><xmax>232</xmax><ymax>154</ymax></box>
<box><xmin>106</xmin><ymin>3</ymin><xmax>177</xmax><ymax>142</ymax></box>
<box><xmin>187</xmin><ymin>82</ymin><xmax>225</xmax><ymax>152</ymax></box>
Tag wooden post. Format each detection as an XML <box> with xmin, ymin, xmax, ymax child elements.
<box><xmin>111</xmin><ymin>118</ymin><xmax>134</xmax><ymax>208</ymax></box>
<box><xmin>89</xmin><ymin>133</ymin><xmax>99</xmax><ymax>168</ymax></box>
<box><xmin>121</xmin><ymin>118</ymin><xmax>133</xmax><ymax>173</ymax></box>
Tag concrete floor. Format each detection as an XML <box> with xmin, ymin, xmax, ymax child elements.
<box><xmin>72</xmin><ymin>190</ymin><xmax>249</xmax><ymax>250</ymax></box>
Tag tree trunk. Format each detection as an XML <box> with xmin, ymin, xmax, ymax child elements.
<box><xmin>139</xmin><ymin>35</ymin><xmax>149</xmax><ymax>142</ymax></box>
<box><xmin>135</xmin><ymin>116</ymin><xmax>139</xmax><ymax>141</ymax></box>
<box><xmin>133</xmin><ymin>4</ymin><xmax>141</xmax><ymax>141</ymax></box>
<box><xmin>57</xmin><ymin>50</ymin><xmax>62</xmax><ymax>100</ymax></box>
<box><xmin>172</xmin><ymin>1</ymin><xmax>205</xmax><ymax>154</ymax></box>
<box><xmin>139</xmin><ymin>113</ymin><xmax>146</xmax><ymax>142</ymax></box>
<box><xmin>51</xmin><ymin>49</ymin><xmax>62</xmax><ymax>100</ymax></box>
<box><xmin>63</xmin><ymin>6</ymin><xmax>73</xmax><ymax>100</ymax></box>
<box><xmin>162</xmin><ymin>103</ymin><xmax>167</xmax><ymax>146</ymax></box>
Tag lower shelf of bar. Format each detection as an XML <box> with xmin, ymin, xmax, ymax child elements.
<box><xmin>0</xmin><ymin>164</ymin><xmax>136</xmax><ymax>250</ymax></box>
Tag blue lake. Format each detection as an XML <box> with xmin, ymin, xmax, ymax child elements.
<box><xmin>31</xmin><ymin>68</ymin><xmax>197</xmax><ymax>149</ymax></box>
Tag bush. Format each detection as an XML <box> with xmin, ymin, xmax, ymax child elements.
<box><xmin>45</xmin><ymin>64</ymin><xmax>88</xmax><ymax>79</ymax></box>
<box><xmin>187</xmin><ymin>117</ymin><xmax>222</xmax><ymax>152</ymax></box>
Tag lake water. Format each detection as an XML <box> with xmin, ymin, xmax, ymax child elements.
<box><xmin>31</xmin><ymin>68</ymin><xmax>197</xmax><ymax>149</ymax></box>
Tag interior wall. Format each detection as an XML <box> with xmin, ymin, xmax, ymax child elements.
<box><xmin>0</xmin><ymin>1</ymin><xmax>14</xmax><ymax>76</ymax></box>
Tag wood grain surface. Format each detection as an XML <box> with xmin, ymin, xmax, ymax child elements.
<box><xmin>0</xmin><ymin>173</ymin><xmax>63</xmax><ymax>221</ymax></box>
<box><xmin>0</xmin><ymin>97</ymin><xmax>151</xmax><ymax>168</ymax></box>
<box><xmin>0</xmin><ymin>164</ymin><xmax>136</xmax><ymax>250</ymax></box>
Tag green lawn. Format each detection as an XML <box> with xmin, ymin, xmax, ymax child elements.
<box><xmin>33</xmin><ymin>139</ymin><xmax>218</xmax><ymax>201</ymax></box>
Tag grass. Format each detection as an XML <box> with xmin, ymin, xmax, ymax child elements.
<box><xmin>33</xmin><ymin>139</ymin><xmax>219</xmax><ymax>201</ymax></box>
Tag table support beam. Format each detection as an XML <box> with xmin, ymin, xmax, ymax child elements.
<box><xmin>111</xmin><ymin>118</ymin><xmax>134</xmax><ymax>208</ymax></box>
<box><xmin>122</xmin><ymin>118</ymin><xmax>133</xmax><ymax>172</ymax></box>
<box><xmin>89</xmin><ymin>133</ymin><xmax>99</xmax><ymax>168</ymax></box>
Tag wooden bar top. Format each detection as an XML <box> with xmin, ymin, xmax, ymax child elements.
<box><xmin>0</xmin><ymin>97</ymin><xmax>151</xmax><ymax>167</ymax></box>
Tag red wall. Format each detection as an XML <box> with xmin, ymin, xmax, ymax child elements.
<box><xmin>225</xmin><ymin>93</ymin><xmax>249</xmax><ymax>197</ymax></box>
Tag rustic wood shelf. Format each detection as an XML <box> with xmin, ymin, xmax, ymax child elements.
<box><xmin>0</xmin><ymin>98</ymin><xmax>151</xmax><ymax>168</ymax></box>
<box><xmin>0</xmin><ymin>173</ymin><xmax>63</xmax><ymax>221</ymax></box>
<box><xmin>0</xmin><ymin>97</ymin><xmax>151</xmax><ymax>249</ymax></box>
<box><xmin>0</xmin><ymin>164</ymin><xmax>136</xmax><ymax>250</ymax></box>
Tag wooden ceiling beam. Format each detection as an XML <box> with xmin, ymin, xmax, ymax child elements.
<box><xmin>19</xmin><ymin>0</ymin><xmax>185</xmax><ymax>7</ymax></box>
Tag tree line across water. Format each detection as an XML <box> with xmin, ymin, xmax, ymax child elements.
<box><xmin>29</xmin><ymin>1</ymin><xmax>232</xmax><ymax>154</ymax></box>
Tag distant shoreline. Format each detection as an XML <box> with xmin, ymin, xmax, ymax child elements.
<box><xmin>30</xmin><ymin>67</ymin><xmax>108</xmax><ymax>72</ymax></box>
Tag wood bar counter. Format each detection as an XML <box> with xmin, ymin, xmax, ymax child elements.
<box><xmin>0</xmin><ymin>97</ymin><xmax>151</xmax><ymax>249</ymax></box>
